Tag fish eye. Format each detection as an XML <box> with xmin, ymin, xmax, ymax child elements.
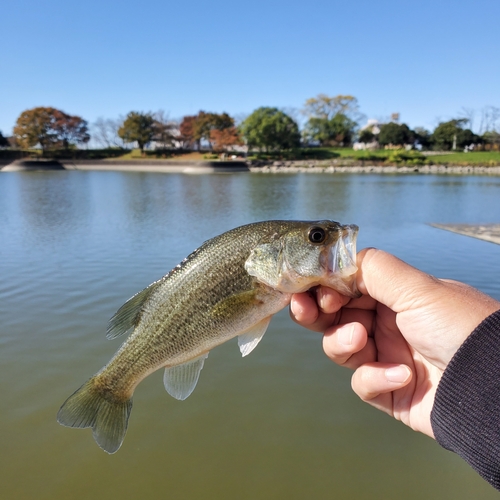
<box><xmin>308</xmin><ymin>227</ymin><xmax>326</xmax><ymax>244</ymax></box>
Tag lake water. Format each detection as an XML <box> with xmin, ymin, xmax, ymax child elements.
<box><xmin>1</xmin><ymin>170</ymin><xmax>499</xmax><ymax>499</ymax></box>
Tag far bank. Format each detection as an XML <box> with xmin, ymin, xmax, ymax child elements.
<box><xmin>2</xmin><ymin>158</ymin><xmax>500</xmax><ymax>175</ymax></box>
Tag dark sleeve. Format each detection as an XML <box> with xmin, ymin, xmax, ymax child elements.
<box><xmin>431</xmin><ymin>308</ymin><xmax>500</xmax><ymax>490</ymax></box>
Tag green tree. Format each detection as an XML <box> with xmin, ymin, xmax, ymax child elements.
<box><xmin>303</xmin><ymin>113</ymin><xmax>357</xmax><ymax>146</ymax></box>
<box><xmin>240</xmin><ymin>107</ymin><xmax>301</xmax><ymax>152</ymax></box>
<box><xmin>13</xmin><ymin>107</ymin><xmax>89</xmax><ymax>151</ymax></box>
<box><xmin>358</xmin><ymin>128</ymin><xmax>375</xmax><ymax>143</ymax></box>
<box><xmin>482</xmin><ymin>130</ymin><xmax>500</xmax><ymax>149</ymax></box>
<box><xmin>414</xmin><ymin>127</ymin><xmax>431</xmax><ymax>149</ymax></box>
<box><xmin>431</xmin><ymin>119</ymin><xmax>479</xmax><ymax>150</ymax></box>
<box><xmin>0</xmin><ymin>130</ymin><xmax>9</xmax><ymax>148</ymax></box>
<box><xmin>118</xmin><ymin>112</ymin><xmax>155</xmax><ymax>151</ymax></box>
<box><xmin>378</xmin><ymin>122</ymin><xmax>415</xmax><ymax>147</ymax></box>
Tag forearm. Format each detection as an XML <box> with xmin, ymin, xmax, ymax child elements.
<box><xmin>431</xmin><ymin>309</ymin><xmax>500</xmax><ymax>490</ymax></box>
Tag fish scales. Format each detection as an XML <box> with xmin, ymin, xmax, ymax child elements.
<box><xmin>57</xmin><ymin>220</ymin><xmax>359</xmax><ymax>453</ymax></box>
<box><xmin>106</xmin><ymin>222</ymin><xmax>288</xmax><ymax>385</ymax></box>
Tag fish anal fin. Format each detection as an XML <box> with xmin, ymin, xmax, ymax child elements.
<box><xmin>238</xmin><ymin>316</ymin><xmax>272</xmax><ymax>357</ymax></box>
<box><xmin>163</xmin><ymin>353</ymin><xmax>209</xmax><ymax>401</ymax></box>
<box><xmin>106</xmin><ymin>280</ymin><xmax>162</xmax><ymax>340</ymax></box>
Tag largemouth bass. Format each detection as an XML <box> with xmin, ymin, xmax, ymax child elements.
<box><xmin>57</xmin><ymin>220</ymin><xmax>359</xmax><ymax>453</ymax></box>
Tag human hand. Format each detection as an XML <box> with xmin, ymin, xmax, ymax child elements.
<box><xmin>290</xmin><ymin>248</ymin><xmax>500</xmax><ymax>438</ymax></box>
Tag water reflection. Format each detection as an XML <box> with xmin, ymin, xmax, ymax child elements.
<box><xmin>16</xmin><ymin>172</ymin><xmax>91</xmax><ymax>245</ymax></box>
<box><xmin>1</xmin><ymin>171</ymin><xmax>500</xmax><ymax>500</ymax></box>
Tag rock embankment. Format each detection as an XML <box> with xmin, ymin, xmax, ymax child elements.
<box><xmin>249</xmin><ymin>160</ymin><xmax>500</xmax><ymax>175</ymax></box>
<box><xmin>2</xmin><ymin>158</ymin><xmax>499</xmax><ymax>175</ymax></box>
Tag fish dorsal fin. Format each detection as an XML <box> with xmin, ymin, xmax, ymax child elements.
<box><xmin>163</xmin><ymin>353</ymin><xmax>209</xmax><ymax>401</ymax></box>
<box><xmin>106</xmin><ymin>280</ymin><xmax>161</xmax><ymax>340</ymax></box>
<box><xmin>238</xmin><ymin>316</ymin><xmax>272</xmax><ymax>357</ymax></box>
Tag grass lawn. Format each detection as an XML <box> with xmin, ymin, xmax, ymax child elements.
<box><xmin>321</xmin><ymin>149</ymin><xmax>500</xmax><ymax>164</ymax></box>
<box><xmin>108</xmin><ymin>150</ymin><xmax>247</xmax><ymax>161</ymax></box>
<box><xmin>423</xmin><ymin>151</ymin><xmax>500</xmax><ymax>165</ymax></box>
<box><xmin>107</xmin><ymin>150</ymin><xmax>211</xmax><ymax>161</ymax></box>
<box><xmin>298</xmin><ymin>148</ymin><xmax>500</xmax><ymax>165</ymax></box>
<box><xmin>328</xmin><ymin>149</ymin><xmax>392</xmax><ymax>159</ymax></box>
<box><xmin>5</xmin><ymin>147</ymin><xmax>498</xmax><ymax>166</ymax></box>
<box><xmin>248</xmin><ymin>148</ymin><xmax>388</xmax><ymax>161</ymax></box>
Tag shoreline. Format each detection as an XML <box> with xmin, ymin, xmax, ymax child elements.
<box><xmin>249</xmin><ymin>163</ymin><xmax>500</xmax><ymax>175</ymax></box>
<box><xmin>1</xmin><ymin>158</ymin><xmax>500</xmax><ymax>175</ymax></box>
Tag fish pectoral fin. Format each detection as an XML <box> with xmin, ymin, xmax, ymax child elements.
<box><xmin>106</xmin><ymin>280</ymin><xmax>162</xmax><ymax>340</ymax></box>
<box><xmin>238</xmin><ymin>316</ymin><xmax>272</xmax><ymax>357</ymax></box>
<box><xmin>244</xmin><ymin>243</ymin><xmax>282</xmax><ymax>288</ymax></box>
<box><xmin>163</xmin><ymin>353</ymin><xmax>209</xmax><ymax>401</ymax></box>
<box><xmin>211</xmin><ymin>289</ymin><xmax>262</xmax><ymax>320</ymax></box>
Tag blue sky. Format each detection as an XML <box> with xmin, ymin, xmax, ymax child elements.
<box><xmin>2</xmin><ymin>0</ymin><xmax>499</xmax><ymax>136</ymax></box>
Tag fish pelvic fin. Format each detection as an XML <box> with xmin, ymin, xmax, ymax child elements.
<box><xmin>164</xmin><ymin>353</ymin><xmax>209</xmax><ymax>401</ymax></box>
<box><xmin>106</xmin><ymin>280</ymin><xmax>162</xmax><ymax>340</ymax></box>
<box><xmin>238</xmin><ymin>316</ymin><xmax>272</xmax><ymax>357</ymax></box>
<box><xmin>57</xmin><ymin>378</ymin><xmax>132</xmax><ymax>454</ymax></box>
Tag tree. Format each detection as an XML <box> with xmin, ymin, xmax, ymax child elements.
<box><xmin>153</xmin><ymin>110</ymin><xmax>176</xmax><ymax>148</ymax></box>
<box><xmin>358</xmin><ymin>128</ymin><xmax>375</xmax><ymax>143</ymax></box>
<box><xmin>478</xmin><ymin>106</ymin><xmax>500</xmax><ymax>135</ymax></box>
<box><xmin>302</xmin><ymin>94</ymin><xmax>361</xmax><ymax>146</ymax></box>
<box><xmin>209</xmin><ymin>127</ymin><xmax>242</xmax><ymax>151</ymax></box>
<box><xmin>482</xmin><ymin>130</ymin><xmax>500</xmax><ymax>149</ymax></box>
<box><xmin>0</xmin><ymin>131</ymin><xmax>9</xmax><ymax>148</ymax></box>
<box><xmin>240</xmin><ymin>107</ymin><xmax>301</xmax><ymax>152</ymax></box>
<box><xmin>303</xmin><ymin>94</ymin><xmax>361</xmax><ymax>121</ymax></box>
<box><xmin>13</xmin><ymin>107</ymin><xmax>90</xmax><ymax>151</ymax></box>
<box><xmin>303</xmin><ymin>113</ymin><xmax>357</xmax><ymax>146</ymax></box>
<box><xmin>14</xmin><ymin>107</ymin><xmax>57</xmax><ymax>150</ymax></box>
<box><xmin>92</xmin><ymin>117</ymin><xmax>126</xmax><ymax>148</ymax></box>
<box><xmin>378</xmin><ymin>122</ymin><xmax>415</xmax><ymax>147</ymax></box>
<box><xmin>431</xmin><ymin>119</ymin><xmax>479</xmax><ymax>150</ymax></box>
<box><xmin>192</xmin><ymin>111</ymin><xmax>235</xmax><ymax>148</ymax></box>
<box><xmin>178</xmin><ymin>115</ymin><xmax>197</xmax><ymax>148</ymax></box>
<box><xmin>53</xmin><ymin>111</ymin><xmax>90</xmax><ymax>149</ymax></box>
<box><xmin>178</xmin><ymin>111</ymin><xmax>237</xmax><ymax>150</ymax></box>
<box><xmin>118</xmin><ymin>112</ymin><xmax>155</xmax><ymax>151</ymax></box>
<box><xmin>414</xmin><ymin>127</ymin><xmax>431</xmax><ymax>149</ymax></box>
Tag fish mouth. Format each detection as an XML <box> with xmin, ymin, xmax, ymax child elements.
<box><xmin>329</xmin><ymin>224</ymin><xmax>359</xmax><ymax>278</ymax></box>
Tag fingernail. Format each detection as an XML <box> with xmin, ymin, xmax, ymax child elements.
<box><xmin>338</xmin><ymin>324</ymin><xmax>354</xmax><ymax>346</ymax></box>
<box><xmin>385</xmin><ymin>366</ymin><xmax>411</xmax><ymax>384</ymax></box>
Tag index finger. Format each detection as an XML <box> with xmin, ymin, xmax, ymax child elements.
<box><xmin>290</xmin><ymin>290</ymin><xmax>341</xmax><ymax>332</ymax></box>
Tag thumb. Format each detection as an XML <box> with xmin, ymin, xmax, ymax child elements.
<box><xmin>355</xmin><ymin>247</ymin><xmax>500</xmax><ymax>369</ymax></box>
<box><xmin>355</xmin><ymin>248</ymin><xmax>440</xmax><ymax>314</ymax></box>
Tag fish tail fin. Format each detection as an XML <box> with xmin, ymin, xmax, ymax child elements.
<box><xmin>57</xmin><ymin>378</ymin><xmax>132</xmax><ymax>454</ymax></box>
